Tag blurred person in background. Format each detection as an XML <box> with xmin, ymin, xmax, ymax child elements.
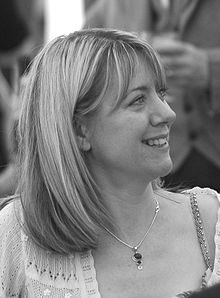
<box><xmin>0</xmin><ymin>0</ymin><xmax>45</xmax><ymax>197</ymax></box>
<box><xmin>83</xmin><ymin>0</ymin><xmax>98</xmax><ymax>12</ymax></box>
<box><xmin>84</xmin><ymin>0</ymin><xmax>220</xmax><ymax>192</ymax></box>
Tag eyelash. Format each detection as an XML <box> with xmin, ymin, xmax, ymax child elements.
<box><xmin>157</xmin><ymin>88</ymin><xmax>168</xmax><ymax>102</ymax></box>
<box><xmin>131</xmin><ymin>95</ymin><xmax>146</xmax><ymax>105</ymax></box>
<box><xmin>130</xmin><ymin>88</ymin><xmax>167</xmax><ymax>106</ymax></box>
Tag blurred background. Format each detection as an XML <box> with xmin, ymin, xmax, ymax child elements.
<box><xmin>0</xmin><ymin>0</ymin><xmax>87</xmax><ymax>197</ymax></box>
<box><xmin>45</xmin><ymin>0</ymin><xmax>84</xmax><ymax>41</ymax></box>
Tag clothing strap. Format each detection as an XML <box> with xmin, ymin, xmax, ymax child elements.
<box><xmin>190</xmin><ymin>192</ymin><xmax>213</xmax><ymax>271</ymax></box>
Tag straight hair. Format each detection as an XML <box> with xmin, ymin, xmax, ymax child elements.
<box><xmin>17</xmin><ymin>28</ymin><xmax>166</xmax><ymax>254</ymax></box>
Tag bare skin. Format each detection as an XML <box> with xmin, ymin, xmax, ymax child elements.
<box><xmin>93</xmin><ymin>190</ymin><xmax>217</xmax><ymax>298</ymax></box>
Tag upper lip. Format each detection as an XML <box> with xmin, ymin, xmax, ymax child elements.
<box><xmin>143</xmin><ymin>133</ymin><xmax>169</xmax><ymax>141</ymax></box>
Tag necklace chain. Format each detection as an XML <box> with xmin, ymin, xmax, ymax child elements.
<box><xmin>103</xmin><ymin>197</ymin><xmax>160</xmax><ymax>270</ymax></box>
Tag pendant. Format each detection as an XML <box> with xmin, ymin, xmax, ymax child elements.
<box><xmin>132</xmin><ymin>246</ymin><xmax>143</xmax><ymax>270</ymax></box>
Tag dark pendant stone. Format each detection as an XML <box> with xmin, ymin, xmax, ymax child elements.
<box><xmin>137</xmin><ymin>260</ymin><xmax>142</xmax><ymax>265</ymax></box>
<box><xmin>134</xmin><ymin>252</ymin><xmax>142</xmax><ymax>260</ymax></box>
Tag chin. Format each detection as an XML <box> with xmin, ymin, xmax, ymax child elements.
<box><xmin>157</xmin><ymin>158</ymin><xmax>173</xmax><ymax>178</ymax></box>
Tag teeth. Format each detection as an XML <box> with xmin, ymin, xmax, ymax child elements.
<box><xmin>144</xmin><ymin>137</ymin><xmax>167</xmax><ymax>146</ymax></box>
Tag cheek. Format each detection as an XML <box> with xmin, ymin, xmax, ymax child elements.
<box><xmin>88</xmin><ymin>109</ymin><xmax>149</xmax><ymax>157</ymax></box>
<box><xmin>90</xmin><ymin>119</ymin><xmax>135</xmax><ymax>159</ymax></box>
<box><xmin>92</xmin><ymin>124</ymin><xmax>129</xmax><ymax>152</ymax></box>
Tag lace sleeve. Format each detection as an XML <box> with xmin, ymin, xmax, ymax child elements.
<box><xmin>0</xmin><ymin>202</ymin><xmax>25</xmax><ymax>297</ymax></box>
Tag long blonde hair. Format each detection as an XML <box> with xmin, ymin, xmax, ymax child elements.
<box><xmin>17</xmin><ymin>28</ymin><xmax>166</xmax><ymax>254</ymax></box>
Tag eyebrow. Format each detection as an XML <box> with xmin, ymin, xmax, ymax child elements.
<box><xmin>128</xmin><ymin>85</ymin><xmax>149</xmax><ymax>94</ymax></box>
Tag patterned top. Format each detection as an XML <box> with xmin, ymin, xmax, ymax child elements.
<box><xmin>0</xmin><ymin>187</ymin><xmax>220</xmax><ymax>298</ymax></box>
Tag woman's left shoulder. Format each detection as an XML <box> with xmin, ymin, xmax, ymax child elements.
<box><xmin>155</xmin><ymin>187</ymin><xmax>220</xmax><ymax>219</ymax></box>
<box><xmin>186</xmin><ymin>187</ymin><xmax>220</xmax><ymax>267</ymax></box>
<box><xmin>185</xmin><ymin>187</ymin><xmax>220</xmax><ymax>222</ymax></box>
<box><xmin>160</xmin><ymin>187</ymin><xmax>220</xmax><ymax>265</ymax></box>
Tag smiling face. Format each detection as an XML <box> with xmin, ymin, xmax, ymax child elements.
<box><xmin>84</xmin><ymin>56</ymin><xmax>176</xmax><ymax>187</ymax></box>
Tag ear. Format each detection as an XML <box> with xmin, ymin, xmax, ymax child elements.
<box><xmin>74</xmin><ymin>118</ymin><xmax>91</xmax><ymax>152</ymax></box>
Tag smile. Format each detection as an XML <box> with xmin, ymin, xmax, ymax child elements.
<box><xmin>142</xmin><ymin>136</ymin><xmax>168</xmax><ymax>147</ymax></box>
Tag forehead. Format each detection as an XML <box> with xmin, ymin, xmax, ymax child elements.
<box><xmin>107</xmin><ymin>56</ymin><xmax>156</xmax><ymax>106</ymax></box>
<box><xmin>127</xmin><ymin>58</ymin><xmax>155</xmax><ymax>90</ymax></box>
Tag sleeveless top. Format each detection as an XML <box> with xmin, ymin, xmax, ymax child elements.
<box><xmin>0</xmin><ymin>187</ymin><xmax>220</xmax><ymax>298</ymax></box>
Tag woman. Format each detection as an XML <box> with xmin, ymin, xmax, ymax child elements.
<box><xmin>0</xmin><ymin>28</ymin><xmax>219</xmax><ymax>298</ymax></box>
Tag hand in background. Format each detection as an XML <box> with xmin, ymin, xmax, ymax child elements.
<box><xmin>152</xmin><ymin>36</ymin><xmax>209</xmax><ymax>91</ymax></box>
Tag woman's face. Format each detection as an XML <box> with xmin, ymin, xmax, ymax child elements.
<box><xmin>85</xmin><ymin>57</ymin><xmax>176</xmax><ymax>185</ymax></box>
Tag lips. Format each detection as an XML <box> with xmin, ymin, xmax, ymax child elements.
<box><xmin>142</xmin><ymin>134</ymin><xmax>169</xmax><ymax>147</ymax></box>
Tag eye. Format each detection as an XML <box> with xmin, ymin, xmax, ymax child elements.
<box><xmin>157</xmin><ymin>88</ymin><xmax>168</xmax><ymax>102</ymax></box>
<box><xmin>130</xmin><ymin>94</ymin><xmax>146</xmax><ymax>106</ymax></box>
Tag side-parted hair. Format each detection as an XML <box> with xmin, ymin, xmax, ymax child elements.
<box><xmin>17</xmin><ymin>28</ymin><xmax>166</xmax><ymax>254</ymax></box>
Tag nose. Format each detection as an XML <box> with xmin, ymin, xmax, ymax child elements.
<box><xmin>150</xmin><ymin>96</ymin><xmax>176</xmax><ymax>127</ymax></box>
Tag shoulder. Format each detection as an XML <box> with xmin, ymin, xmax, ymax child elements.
<box><xmin>0</xmin><ymin>199</ymin><xmax>25</xmax><ymax>296</ymax></box>
<box><xmin>160</xmin><ymin>186</ymin><xmax>220</xmax><ymax>219</ymax></box>
<box><xmin>158</xmin><ymin>187</ymin><xmax>219</xmax><ymax>266</ymax></box>
<box><xmin>185</xmin><ymin>187</ymin><xmax>219</xmax><ymax>230</ymax></box>
<box><xmin>0</xmin><ymin>197</ymin><xmax>22</xmax><ymax>233</ymax></box>
<box><xmin>0</xmin><ymin>197</ymin><xmax>23</xmax><ymax>256</ymax></box>
<box><xmin>185</xmin><ymin>187</ymin><xmax>220</xmax><ymax>265</ymax></box>
<box><xmin>1</xmin><ymin>200</ymin><xmax>17</xmax><ymax>227</ymax></box>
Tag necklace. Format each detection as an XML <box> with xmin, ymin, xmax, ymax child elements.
<box><xmin>103</xmin><ymin>197</ymin><xmax>160</xmax><ymax>270</ymax></box>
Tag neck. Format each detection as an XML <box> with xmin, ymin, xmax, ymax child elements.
<box><xmin>100</xmin><ymin>183</ymin><xmax>157</xmax><ymax>244</ymax></box>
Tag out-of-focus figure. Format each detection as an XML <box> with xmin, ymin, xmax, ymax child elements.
<box><xmin>84</xmin><ymin>0</ymin><xmax>220</xmax><ymax>192</ymax></box>
<box><xmin>0</xmin><ymin>0</ymin><xmax>45</xmax><ymax>197</ymax></box>
<box><xmin>83</xmin><ymin>0</ymin><xmax>97</xmax><ymax>12</ymax></box>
